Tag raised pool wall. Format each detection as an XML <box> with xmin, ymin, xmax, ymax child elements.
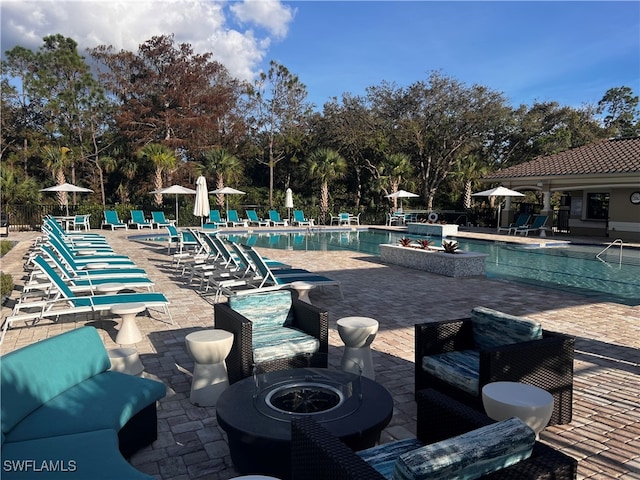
<box><xmin>379</xmin><ymin>244</ymin><xmax>487</xmax><ymax>277</ymax></box>
<box><xmin>407</xmin><ymin>223</ymin><xmax>459</xmax><ymax>237</ymax></box>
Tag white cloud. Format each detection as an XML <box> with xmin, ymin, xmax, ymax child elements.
<box><xmin>0</xmin><ymin>0</ymin><xmax>293</xmax><ymax>81</ymax></box>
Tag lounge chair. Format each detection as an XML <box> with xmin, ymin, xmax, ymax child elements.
<box><xmin>129</xmin><ymin>210</ymin><xmax>152</xmax><ymax>229</ymax></box>
<box><xmin>38</xmin><ymin>245</ymin><xmax>149</xmax><ymax>279</ymax></box>
<box><xmin>497</xmin><ymin>213</ymin><xmax>530</xmax><ymax>235</ymax></box>
<box><xmin>42</xmin><ymin>216</ymin><xmax>106</xmax><ymax>243</ymax></box>
<box><xmin>246</xmin><ymin>210</ymin><xmax>269</xmax><ymax>227</ymax></box>
<box><xmin>102</xmin><ymin>210</ymin><xmax>128</xmax><ymax>230</ymax></box>
<box><xmin>46</xmin><ymin>235</ymin><xmax>137</xmax><ymax>267</ymax></box>
<box><xmin>268</xmin><ymin>210</ymin><xmax>288</xmax><ymax>227</ymax></box>
<box><xmin>151</xmin><ymin>211</ymin><xmax>175</xmax><ymax>229</ymax></box>
<box><xmin>204</xmin><ymin>210</ymin><xmax>226</xmax><ymax>229</ymax></box>
<box><xmin>514</xmin><ymin>215</ymin><xmax>549</xmax><ymax>236</ymax></box>
<box><xmin>226</xmin><ymin>210</ymin><xmax>247</xmax><ymax>227</ymax></box>
<box><xmin>292</xmin><ymin>210</ymin><xmax>314</xmax><ymax>226</ymax></box>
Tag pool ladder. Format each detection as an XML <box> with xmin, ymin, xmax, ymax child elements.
<box><xmin>595</xmin><ymin>239</ymin><xmax>624</xmax><ymax>267</ymax></box>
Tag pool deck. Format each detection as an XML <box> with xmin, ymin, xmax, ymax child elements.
<box><xmin>1</xmin><ymin>226</ymin><xmax>638</xmax><ymax>479</ymax></box>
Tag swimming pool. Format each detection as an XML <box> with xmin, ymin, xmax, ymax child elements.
<box><xmin>222</xmin><ymin>230</ymin><xmax>640</xmax><ymax>305</ymax></box>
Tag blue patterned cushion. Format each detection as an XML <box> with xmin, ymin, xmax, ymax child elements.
<box><xmin>471</xmin><ymin>307</ymin><xmax>542</xmax><ymax>350</ymax></box>
<box><xmin>422</xmin><ymin>350</ymin><xmax>480</xmax><ymax>396</ymax></box>
<box><xmin>392</xmin><ymin>417</ymin><xmax>535</xmax><ymax>480</ymax></box>
<box><xmin>358</xmin><ymin>439</ymin><xmax>424</xmax><ymax>479</ymax></box>
<box><xmin>228</xmin><ymin>290</ymin><xmax>294</xmax><ymax>329</ymax></box>
<box><xmin>253</xmin><ymin>326</ymin><xmax>319</xmax><ymax>363</ymax></box>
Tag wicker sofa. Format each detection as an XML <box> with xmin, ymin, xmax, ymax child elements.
<box><xmin>214</xmin><ymin>290</ymin><xmax>328</xmax><ymax>384</ymax></box>
<box><xmin>415</xmin><ymin>306</ymin><xmax>575</xmax><ymax>425</ymax></box>
<box><xmin>291</xmin><ymin>388</ymin><xmax>577</xmax><ymax>480</ymax></box>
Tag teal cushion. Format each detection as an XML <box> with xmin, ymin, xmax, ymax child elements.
<box><xmin>229</xmin><ymin>290</ymin><xmax>294</xmax><ymax>329</ymax></box>
<box><xmin>5</xmin><ymin>372</ymin><xmax>165</xmax><ymax>443</ymax></box>
<box><xmin>421</xmin><ymin>350</ymin><xmax>480</xmax><ymax>396</ymax></box>
<box><xmin>392</xmin><ymin>417</ymin><xmax>535</xmax><ymax>480</ymax></box>
<box><xmin>471</xmin><ymin>307</ymin><xmax>542</xmax><ymax>350</ymax></box>
<box><xmin>1</xmin><ymin>429</ymin><xmax>153</xmax><ymax>479</ymax></box>
<box><xmin>358</xmin><ymin>438</ymin><xmax>424</xmax><ymax>479</ymax></box>
<box><xmin>1</xmin><ymin>327</ymin><xmax>110</xmax><ymax>435</ymax></box>
<box><xmin>253</xmin><ymin>326</ymin><xmax>320</xmax><ymax>363</ymax></box>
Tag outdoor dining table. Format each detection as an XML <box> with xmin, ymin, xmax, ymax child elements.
<box><xmin>53</xmin><ymin>215</ymin><xmax>75</xmax><ymax>230</ymax></box>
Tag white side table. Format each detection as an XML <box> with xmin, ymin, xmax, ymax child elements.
<box><xmin>111</xmin><ymin>302</ymin><xmax>146</xmax><ymax>345</ymax></box>
<box><xmin>337</xmin><ymin>316</ymin><xmax>379</xmax><ymax>380</ymax></box>
<box><xmin>185</xmin><ymin>329</ymin><xmax>234</xmax><ymax>407</ymax></box>
<box><xmin>96</xmin><ymin>283</ymin><xmax>125</xmax><ymax>294</ymax></box>
<box><xmin>288</xmin><ymin>281</ymin><xmax>316</xmax><ymax>304</ymax></box>
<box><xmin>482</xmin><ymin>381</ymin><xmax>554</xmax><ymax>438</ymax></box>
<box><xmin>108</xmin><ymin>347</ymin><xmax>144</xmax><ymax>376</ymax></box>
<box><xmin>81</xmin><ymin>262</ymin><xmax>109</xmax><ymax>270</ymax></box>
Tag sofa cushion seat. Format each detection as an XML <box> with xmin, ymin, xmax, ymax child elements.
<box><xmin>393</xmin><ymin>417</ymin><xmax>535</xmax><ymax>480</ymax></box>
<box><xmin>357</xmin><ymin>438</ymin><xmax>424</xmax><ymax>479</ymax></box>
<box><xmin>421</xmin><ymin>350</ymin><xmax>479</xmax><ymax>396</ymax></box>
<box><xmin>228</xmin><ymin>290</ymin><xmax>295</xmax><ymax>329</ymax></box>
<box><xmin>253</xmin><ymin>326</ymin><xmax>320</xmax><ymax>363</ymax></box>
<box><xmin>471</xmin><ymin>306</ymin><xmax>542</xmax><ymax>350</ymax></box>
<box><xmin>4</xmin><ymin>372</ymin><xmax>166</xmax><ymax>443</ymax></box>
<box><xmin>1</xmin><ymin>429</ymin><xmax>153</xmax><ymax>479</ymax></box>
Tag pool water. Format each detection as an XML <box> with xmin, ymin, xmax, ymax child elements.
<box><xmin>223</xmin><ymin>230</ymin><xmax>640</xmax><ymax>305</ymax></box>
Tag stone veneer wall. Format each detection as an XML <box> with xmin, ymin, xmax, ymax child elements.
<box><xmin>379</xmin><ymin>244</ymin><xmax>487</xmax><ymax>277</ymax></box>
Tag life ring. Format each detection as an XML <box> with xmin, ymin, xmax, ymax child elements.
<box><xmin>428</xmin><ymin>212</ymin><xmax>439</xmax><ymax>223</ymax></box>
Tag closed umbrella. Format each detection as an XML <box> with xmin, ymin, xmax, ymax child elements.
<box><xmin>193</xmin><ymin>176</ymin><xmax>211</xmax><ymax>228</ymax></box>
<box><xmin>386</xmin><ymin>189</ymin><xmax>419</xmax><ymax>212</ymax></box>
<box><xmin>285</xmin><ymin>188</ymin><xmax>294</xmax><ymax>222</ymax></box>
<box><xmin>150</xmin><ymin>185</ymin><xmax>196</xmax><ymax>227</ymax></box>
<box><xmin>472</xmin><ymin>186</ymin><xmax>525</xmax><ymax>229</ymax></box>
<box><xmin>209</xmin><ymin>186</ymin><xmax>246</xmax><ymax>219</ymax></box>
<box><xmin>40</xmin><ymin>182</ymin><xmax>94</xmax><ymax>216</ymax></box>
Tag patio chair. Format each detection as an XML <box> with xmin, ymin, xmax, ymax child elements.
<box><xmin>291</xmin><ymin>388</ymin><xmax>577</xmax><ymax>480</ymax></box>
<box><xmin>129</xmin><ymin>210</ymin><xmax>152</xmax><ymax>229</ymax></box>
<box><xmin>246</xmin><ymin>209</ymin><xmax>269</xmax><ymax>227</ymax></box>
<box><xmin>292</xmin><ymin>210</ymin><xmax>314</xmax><ymax>226</ymax></box>
<box><xmin>70</xmin><ymin>214</ymin><xmax>91</xmax><ymax>231</ymax></box>
<box><xmin>151</xmin><ymin>211</ymin><xmax>175</xmax><ymax>229</ymax></box>
<box><xmin>331</xmin><ymin>213</ymin><xmax>350</xmax><ymax>225</ymax></box>
<box><xmin>214</xmin><ymin>289</ymin><xmax>329</xmax><ymax>384</ymax></box>
<box><xmin>102</xmin><ymin>210</ymin><xmax>128</xmax><ymax>230</ymax></box>
<box><xmin>226</xmin><ymin>210</ymin><xmax>247</xmax><ymax>227</ymax></box>
<box><xmin>497</xmin><ymin>213</ymin><xmax>530</xmax><ymax>235</ymax></box>
<box><xmin>514</xmin><ymin>215</ymin><xmax>549</xmax><ymax>236</ymax></box>
<box><xmin>349</xmin><ymin>213</ymin><xmax>361</xmax><ymax>225</ymax></box>
<box><xmin>415</xmin><ymin>306</ymin><xmax>574</xmax><ymax>426</ymax></box>
<box><xmin>268</xmin><ymin>210</ymin><xmax>288</xmax><ymax>227</ymax></box>
<box><xmin>204</xmin><ymin>210</ymin><xmax>226</xmax><ymax>229</ymax></box>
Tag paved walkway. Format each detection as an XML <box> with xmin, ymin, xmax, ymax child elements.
<box><xmin>1</xmin><ymin>228</ymin><xmax>638</xmax><ymax>479</ymax></box>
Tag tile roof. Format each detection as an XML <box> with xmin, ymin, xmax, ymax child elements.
<box><xmin>485</xmin><ymin>137</ymin><xmax>640</xmax><ymax>179</ymax></box>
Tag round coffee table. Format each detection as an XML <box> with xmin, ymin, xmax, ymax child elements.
<box><xmin>216</xmin><ymin>368</ymin><xmax>393</xmax><ymax>479</ymax></box>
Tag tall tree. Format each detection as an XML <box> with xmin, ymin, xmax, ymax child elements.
<box><xmin>597</xmin><ymin>86</ymin><xmax>640</xmax><ymax>138</ymax></box>
<box><xmin>136</xmin><ymin>143</ymin><xmax>177</xmax><ymax>205</ymax></box>
<box><xmin>199</xmin><ymin>148</ymin><xmax>243</xmax><ymax>209</ymax></box>
<box><xmin>304</xmin><ymin>148</ymin><xmax>347</xmax><ymax>224</ymax></box>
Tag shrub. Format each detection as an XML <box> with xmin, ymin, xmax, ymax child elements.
<box><xmin>1</xmin><ymin>272</ymin><xmax>13</xmax><ymax>297</ymax></box>
<box><xmin>0</xmin><ymin>240</ymin><xmax>14</xmax><ymax>256</ymax></box>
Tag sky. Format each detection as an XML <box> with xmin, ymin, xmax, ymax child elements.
<box><xmin>1</xmin><ymin>1</ymin><xmax>638</xmax><ymax>111</ymax></box>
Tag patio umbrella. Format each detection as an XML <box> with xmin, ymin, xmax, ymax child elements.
<box><xmin>472</xmin><ymin>186</ymin><xmax>525</xmax><ymax>228</ymax></box>
<box><xmin>209</xmin><ymin>186</ymin><xmax>246</xmax><ymax>218</ymax></box>
<box><xmin>386</xmin><ymin>189</ymin><xmax>419</xmax><ymax>212</ymax></box>
<box><xmin>285</xmin><ymin>188</ymin><xmax>294</xmax><ymax>222</ymax></box>
<box><xmin>193</xmin><ymin>176</ymin><xmax>211</xmax><ymax>228</ymax></box>
<box><xmin>40</xmin><ymin>182</ymin><xmax>94</xmax><ymax>216</ymax></box>
<box><xmin>150</xmin><ymin>184</ymin><xmax>196</xmax><ymax>227</ymax></box>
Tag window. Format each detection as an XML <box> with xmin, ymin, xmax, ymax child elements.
<box><xmin>586</xmin><ymin>193</ymin><xmax>609</xmax><ymax>220</ymax></box>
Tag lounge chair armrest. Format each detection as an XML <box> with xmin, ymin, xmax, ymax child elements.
<box><xmin>214</xmin><ymin>303</ymin><xmax>254</xmax><ymax>383</ymax></box>
<box><xmin>290</xmin><ymin>299</ymin><xmax>329</xmax><ymax>348</ymax></box>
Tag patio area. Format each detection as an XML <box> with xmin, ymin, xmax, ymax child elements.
<box><xmin>1</xmin><ymin>228</ymin><xmax>638</xmax><ymax>479</ymax></box>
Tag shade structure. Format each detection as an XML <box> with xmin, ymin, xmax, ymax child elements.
<box><xmin>150</xmin><ymin>184</ymin><xmax>196</xmax><ymax>227</ymax></box>
<box><xmin>209</xmin><ymin>187</ymin><xmax>246</xmax><ymax>218</ymax></box>
<box><xmin>386</xmin><ymin>189</ymin><xmax>419</xmax><ymax>212</ymax></box>
<box><xmin>40</xmin><ymin>182</ymin><xmax>94</xmax><ymax>216</ymax></box>
<box><xmin>472</xmin><ymin>186</ymin><xmax>525</xmax><ymax>228</ymax></box>
<box><xmin>193</xmin><ymin>176</ymin><xmax>211</xmax><ymax>227</ymax></box>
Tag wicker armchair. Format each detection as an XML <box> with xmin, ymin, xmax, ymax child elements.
<box><xmin>415</xmin><ymin>316</ymin><xmax>575</xmax><ymax>425</ymax></box>
<box><xmin>214</xmin><ymin>292</ymin><xmax>328</xmax><ymax>384</ymax></box>
<box><xmin>291</xmin><ymin>389</ymin><xmax>577</xmax><ymax>480</ymax></box>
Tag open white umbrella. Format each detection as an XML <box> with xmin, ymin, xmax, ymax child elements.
<box><xmin>193</xmin><ymin>176</ymin><xmax>211</xmax><ymax>227</ymax></box>
<box><xmin>209</xmin><ymin>186</ymin><xmax>246</xmax><ymax>218</ymax></box>
<box><xmin>386</xmin><ymin>189</ymin><xmax>419</xmax><ymax>212</ymax></box>
<box><xmin>150</xmin><ymin>184</ymin><xmax>196</xmax><ymax>227</ymax></box>
<box><xmin>40</xmin><ymin>182</ymin><xmax>94</xmax><ymax>216</ymax></box>
<box><xmin>472</xmin><ymin>186</ymin><xmax>525</xmax><ymax>229</ymax></box>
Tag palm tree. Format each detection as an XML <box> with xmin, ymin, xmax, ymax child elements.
<box><xmin>199</xmin><ymin>148</ymin><xmax>243</xmax><ymax>209</ymax></box>
<box><xmin>454</xmin><ymin>154</ymin><xmax>490</xmax><ymax>209</ymax></box>
<box><xmin>304</xmin><ymin>148</ymin><xmax>347</xmax><ymax>224</ymax></box>
<box><xmin>383</xmin><ymin>152</ymin><xmax>414</xmax><ymax>210</ymax></box>
<box><xmin>42</xmin><ymin>146</ymin><xmax>70</xmax><ymax>208</ymax></box>
<box><xmin>136</xmin><ymin>143</ymin><xmax>177</xmax><ymax>205</ymax></box>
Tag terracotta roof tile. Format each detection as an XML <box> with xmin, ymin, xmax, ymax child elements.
<box><xmin>485</xmin><ymin>137</ymin><xmax>640</xmax><ymax>179</ymax></box>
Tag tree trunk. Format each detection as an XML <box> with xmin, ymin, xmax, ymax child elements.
<box><xmin>320</xmin><ymin>181</ymin><xmax>329</xmax><ymax>225</ymax></box>
<box><xmin>154</xmin><ymin>168</ymin><xmax>163</xmax><ymax>205</ymax></box>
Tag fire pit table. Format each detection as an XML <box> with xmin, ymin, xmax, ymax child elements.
<box><xmin>216</xmin><ymin>368</ymin><xmax>393</xmax><ymax>479</ymax></box>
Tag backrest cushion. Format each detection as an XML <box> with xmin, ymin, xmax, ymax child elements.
<box><xmin>229</xmin><ymin>290</ymin><xmax>294</xmax><ymax>329</ymax></box>
<box><xmin>1</xmin><ymin>327</ymin><xmax>110</xmax><ymax>435</ymax></box>
<box><xmin>471</xmin><ymin>306</ymin><xmax>542</xmax><ymax>350</ymax></box>
<box><xmin>392</xmin><ymin>417</ymin><xmax>535</xmax><ymax>480</ymax></box>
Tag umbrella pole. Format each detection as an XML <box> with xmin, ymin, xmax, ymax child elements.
<box><xmin>175</xmin><ymin>195</ymin><xmax>179</xmax><ymax>227</ymax></box>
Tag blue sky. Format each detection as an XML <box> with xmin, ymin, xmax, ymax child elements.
<box><xmin>2</xmin><ymin>1</ymin><xmax>638</xmax><ymax>111</ymax></box>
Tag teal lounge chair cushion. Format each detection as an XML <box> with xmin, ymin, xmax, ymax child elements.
<box><xmin>252</xmin><ymin>325</ymin><xmax>320</xmax><ymax>363</ymax></box>
<box><xmin>421</xmin><ymin>350</ymin><xmax>480</xmax><ymax>396</ymax></box>
<box><xmin>228</xmin><ymin>290</ymin><xmax>295</xmax><ymax>329</ymax></box>
<box><xmin>392</xmin><ymin>417</ymin><xmax>535</xmax><ymax>480</ymax></box>
<box><xmin>357</xmin><ymin>438</ymin><xmax>424</xmax><ymax>478</ymax></box>
<box><xmin>471</xmin><ymin>306</ymin><xmax>543</xmax><ymax>350</ymax></box>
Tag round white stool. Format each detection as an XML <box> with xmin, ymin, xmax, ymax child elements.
<box><xmin>289</xmin><ymin>281</ymin><xmax>316</xmax><ymax>304</ymax></box>
<box><xmin>81</xmin><ymin>262</ymin><xmax>109</xmax><ymax>270</ymax></box>
<box><xmin>96</xmin><ymin>282</ymin><xmax>125</xmax><ymax>294</ymax></box>
<box><xmin>185</xmin><ymin>329</ymin><xmax>234</xmax><ymax>407</ymax></box>
<box><xmin>482</xmin><ymin>381</ymin><xmax>554</xmax><ymax>438</ymax></box>
<box><xmin>336</xmin><ymin>316</ymin><xmax>379</xmax><ymax>380</ymax></box>
<box><xmin>111</xmin><ymin>302</ymin><xmax>146</xmax><ymax>345</ymax></box>
<box><xmin>108</xmin><ymin>347</ymin><xmax>144</xmax><ymax>376</ymax></box>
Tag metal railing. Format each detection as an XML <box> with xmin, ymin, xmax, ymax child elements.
<box><xmin>595</xmin><ymin>238</ymin><xmax>624</xmax><ymax>267</ymax></box>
